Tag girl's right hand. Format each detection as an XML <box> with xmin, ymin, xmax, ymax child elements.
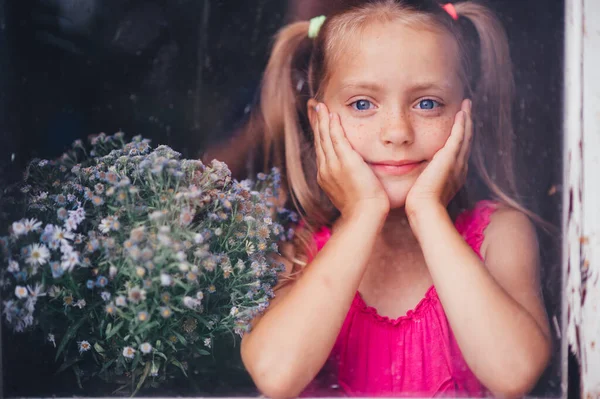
<box><xmin>310</xmin><ymin>101</ymin><xmax>390</xmax><ymax>220</ymax></box>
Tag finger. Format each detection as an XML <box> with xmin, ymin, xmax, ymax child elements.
<box><xmin>446</xmin><ymin>109</ymin><xmax>466</xmax><ymax>156</ymax></box>
<box><xmin>329</xmin><ymin>113</ymin><xmax>354</xmax><ymax>160</ymax></box>
<box><xmin>458</xmin><ymin>100</ymin><xmax>473</xmax><ymax>162</ymax></box>
<box><xmin>312</xmin><ymin>105</ymin><xmax>326</xmax><ymax>164</ymax></box>
<box><xmin>317</xmin><ymin>103</ymin><xmax>337</xmax><ymax>162</ymax></box>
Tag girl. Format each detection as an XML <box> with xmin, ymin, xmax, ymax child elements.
<box><xmin>238</xmin><ymin>1</ymin><xmax>552</xmax><ymax>397</ymax></box>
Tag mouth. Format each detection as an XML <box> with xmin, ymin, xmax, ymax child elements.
<box><xmin>367</xmin><ymin>160</ymin><xmax>425</xmax><ymax>175</ymax></box>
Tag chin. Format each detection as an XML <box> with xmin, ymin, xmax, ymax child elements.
<box><xmin>382</xmin><ymin>185</ymin><xmax>411</xmax><ymax>210</ymax></box>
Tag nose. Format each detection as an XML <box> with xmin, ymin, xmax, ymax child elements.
<box><xmin>380</xmin><ymin>110</ymin><xmax>414</xmax><ymax>146</ymax></box>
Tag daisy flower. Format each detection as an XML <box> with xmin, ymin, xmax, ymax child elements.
<box><xmin>105</xmin><ymin>303</ymin><xmax>116</xmax><ymax>315</ymax></box>
<box><xmin>159</xmin><ymin>307</ymin><xmax>172</xmax><ymax>318</ymax></box>
<box><xmin>122</xmin><ymin>346</ymin><xmax>136</xmax><ymax>359</ymax></box>
<box><xmin>160</xmin><ymin>273</ymin><xmax>172</xmax><ymax>287</ymax></box>
<box><xmin>78</xmin><ymin>340</ymin><xmax>92</xmax><ymax>354</ymax></box>
<box><xmin>26</xmin><ymin>244</ymin><xmax>50</xmax><ymax>266</ymax></box>
<box><xmin>128</xmin><ymin>287</ymin><xmax>146</xmax><ymax>304</ymax></box>
<box><xmin>7</xmin><ymin>260</ymin><xmax>19</xmax><ymax>273</ymax></box>
<box><xmin>115</xmin><ymin>295</ymin><xmax>127</xmax><ymax>307</ymax></box>
<box><xmin>11</xmin><ymin>221</ymin><xmax>26</xmax><ymax>236</ymax></box>
<box><xmin>140</xmin><ymin>342</ymin><xmax>152</xmax><ymax>354</ymax></box>
<box><xmin>14</xmin><ymin>285</ymin><xmax>28</xmax><ymax>299</ymax></box>
<box><xmin>24</xmin><ymin>218</ymin><xmax>42</xmax><ymax>233</ymax></box>
<box><xmin>137</xmin><ymin>311</ymin><xmax>149</xmax><ymax>322</ymax></box>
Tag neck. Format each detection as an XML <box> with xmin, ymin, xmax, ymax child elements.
<box><xmin>375</xmin><ymin>207</ymin><xmax>419</xmax><ymax>252</ymax></box>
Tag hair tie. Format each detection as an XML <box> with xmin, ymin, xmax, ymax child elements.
<box><xmin>308</xmin><ymin>15</ymin><xmax>326</xmax><ymax>39</ymax></box>
<box><xmin>442</xmin><ymin>3</ymin><xmax>459</xmax><ymax>21</ymax></box>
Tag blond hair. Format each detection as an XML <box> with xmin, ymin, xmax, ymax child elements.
<box><xmin>243</xmin><ymin>0</ymin><xmax>540</xmax><ymax>274</ymax></box>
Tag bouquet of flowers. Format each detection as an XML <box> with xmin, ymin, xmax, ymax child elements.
<box><xmin>0</xmin><ymin>132</ymin><xmax>295</xmax><ymax>395</ymax></box>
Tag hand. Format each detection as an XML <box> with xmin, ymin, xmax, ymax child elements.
<box><xmin>310</xmin><ymin>101</ymin><xmax>390</xmax><ymax>220</ymax></box>
<box><xmin>406</xmin><ymin>99</ymin><xmax>473</xmax><ymax>218</ymax></box>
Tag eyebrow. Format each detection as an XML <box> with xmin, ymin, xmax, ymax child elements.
<box><xmin>337</xmin><ymin>81</ymin><xmax>384</xmax><ymax>93</ymax></box>
<box><xmin>337</xmin><ymin>80</ymin><xmax>453</xmax><ymax>94</ymax></box>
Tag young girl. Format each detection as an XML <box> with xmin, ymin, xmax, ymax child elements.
<box><xmin>237</xmin><ymin>1</ymin><xmax>552</xmax><ymax>397</ymax></box>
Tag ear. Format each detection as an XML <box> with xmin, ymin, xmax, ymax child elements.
<box><xmin>307</xmin><ymin>98</ymin><xmax>319</xmax><ymax>133</ymax></box>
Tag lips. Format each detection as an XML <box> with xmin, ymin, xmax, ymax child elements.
<box><xmin>368</xmin><ymin>160</ymin><xmax>424</xmax><ymax>175</ymax></box>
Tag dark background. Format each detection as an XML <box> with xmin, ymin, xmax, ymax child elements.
<box><xmin>0</xmin><ymin>0</ymin><xmax>571</xmax><ymax>397</ymax></box>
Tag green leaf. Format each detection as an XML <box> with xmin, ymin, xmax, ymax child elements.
<box><xmin>106</xmin><ymin>322</ymin><xmax>124</xmax><ymax>340</ymax></box>
<box><xmin>93</xmin><ymin>343</ymin><xmax>105</xmax><ymax>354</ymax></box>
<box><xmin>105</xmin><ymin>323</ymin><xmax>113</xmax><ymax>338</ymax></box>
<box><xmin>153</xmin><ymin>351</ymin><xmax>168</xmax><ymax>361</ymax></box>
<box><xmin>55</xmin><ymin>358</ymin><xmax>82</xmax><ymax>374</ymax></box>
<box><xmin>55</xmin><ymin>316</ymin><xmax>87</xmax><ymax>361</ymax></box>
<box><xmin>172</xmin><ymin>331</ymin><xmax>188</xmax><ymax>346</ymax></box>
<box><xmin>131</xmin><ymin>362</ymin><xmax>152</xmax><ymax>397</ymax></box>
<box><xmin>197</xmin><ymin>349</ymin><xmax>210</xmax><ymax>356</ymax></box>
<box><xmin>170</xmin><ymin>359</ymin><xmax>188</xmax><ymax>378</ymax></box>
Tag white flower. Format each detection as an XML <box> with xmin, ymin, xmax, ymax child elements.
<box><xmin>26</xmin><ymin>244</ymin><xmax>50</xmax><ymax>266</ymax></box>
<box><xmin>61</xmin><ymin>251</ymin><xmax>80</xmax><ymax>272</ymax></box>
<box><xmin>78</xmin><ymin>340</ymin><xmax>91</xmax><ymax>353</ymax></box>
<box><xmin>99</xmin><ymin>218</ymin><xmax>111</xmax><ymax>233</ymax></box>
<box><xmin>203</xmin><ymin>338</ymin><xmax>212</xmax><ymax>348</ymax></box>
<box><xmin>263</xmin><ymin>217</ymin><xmax>273</xmax><ymax>225</ymax></box>
<box><xmin>140</xmin><ymin>342</ymin><xmax>152</xmax><ymax>354</ymax></box>
<box><xmin>27</xmin><ymin>283</ymin><xmax>45</xmax><ymax>298</ymax></box>
<box><xmin>178</xmin><ymin>263</ymin><xmax>190</xmax><ymax>272</ymax></box>
<box><xmin>176</xmin><ymin>251</ymin><xmax>186</xmax><ymax>262</ymax></box>
<box><xmin>24</xmin><ymin>218</ymin><xmax>42</xmax><ymax>233</ymax></box>
<box><xmin>160</xmin><ymin>273</ymin><xmax>172</xmax><ymax>286</ymax></box>
<box><xmin>214</xmin><ymin>228</ymin><xmax>223</xmax><ymax>236</ymax></box>
<box><xmin>48</xmin><ymin>333</ymin><xmax>56</xmax><ymax>347</ymax></box>
<box><xmin>115</xmin><ymin>295</ymin><xmax>127</xmax><ymax>307</ymax></box>
<box><xmin>196</xmin><ymin>291</ymin><xmax>204</xmax><ymax>301</ymax></box>
<box><xmin>193</xmin><ymin>233</ymin><xmax>204</xmax><ymax>244</ymax></box>
<box><xmin>52</xmin><ymin>227</ymin><xmax>74</xmax><ymax>245</ymax></box>
<box><xmin>15</xmin><ymin>285</ymin><xmax>28</xmax><ymax>299</ymax></box>
<box><xmin>64</xmin><ymin>218</ymin><xmax>78</xmax><ymax>232</ymax></box>
<box><xmin>230</xmin><ymin>306</ymin><xmax>239</xmax><ymax>317</ymax></box>
<box><xmin>11</xmin><ymin>221</ymin><xmax>26</xmax><ymax>236</ymax></box>
<box><xmin>127</xmin><ymin>287</ymin><xmax>146</xmax><ymax>303</ymax></box>
<box><xmin>7</xmin><ymin>260</ymin><xmax>19</xmax><ymax>273</ymax></box>
<box><xmin>183</xmin><ymin>296</ymin><xmax>200</xmax><ymax>309</ymax></box>
<box><xmin>123</xmin><ymin>346</ymin><xmax>136</xmax><ymax>359</ymax></box>
<box><xmin>109</xmin><ymin>266</ymin><xmax>118</xmax><ymax>278</ymax></box>
<box><xmin>74</xmin><ymin>299</ymin><xmax>86</xmax><ymax>309</ymax></box>
<box><xmin>235</xmin><ymin>259</ymin><xmax>245</xmax><ymax>271</ymax></box>
<box><xmin>60</xmin><ymin>243</ymin><xmax>74</xmax><ymax>255</ymax></box>
<box><xmin>100</xmin><ymin>291</ymin><xmax>111</xmax><ymax>301</ymax></box>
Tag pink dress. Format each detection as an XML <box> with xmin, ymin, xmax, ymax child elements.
<box><xmin>300</xmin><ymin>201</ymin><xmax>497</xmax><ymax>397</ymax></box>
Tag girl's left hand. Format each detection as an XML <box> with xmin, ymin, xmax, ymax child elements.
<box><xmin>405</xmin><ymin>99</ymin><xmax>473</xmax><ymax>218</ymax></box>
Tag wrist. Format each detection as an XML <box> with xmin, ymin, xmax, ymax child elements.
<box><xmin>341</xmin><ymin>204</ymin><xmax>388</xmax><ymax>230</ymax></box>
<box><xmin>407</xmin><ymin>202</ymin><xmax>449</xmax><ymax>238</ymax></box>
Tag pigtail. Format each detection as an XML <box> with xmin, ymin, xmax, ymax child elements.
<box><xmin>453</xmin><ymin>3</ymin><xmax>530</xmax><ymax>214</ymax></box>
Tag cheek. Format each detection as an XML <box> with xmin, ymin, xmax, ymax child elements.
<box><xmin>417</xmin><ymin>117</ymin><xmax>455</xmax><ymax>155</ymax></box>
<box><xmin>340</xmin><ymin>119</ymin><xmax>375</xmax><ymax>153</ymax></box>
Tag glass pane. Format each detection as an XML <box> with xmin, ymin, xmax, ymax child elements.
<box><xmin>0</xmin><ymin>0</ymin><xmax>565</xmax><ymax>397</ymax></box>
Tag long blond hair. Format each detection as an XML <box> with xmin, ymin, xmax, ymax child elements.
<box><xmin>245</xmin><ymin>0</ymin><xmax>537</xmax><ymax>273</ymax></box>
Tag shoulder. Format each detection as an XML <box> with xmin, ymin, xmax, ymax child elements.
<box><xmin>480</xmin><ymin>204</ymin><xmax>539</xmax><ymax>261</ymax></box>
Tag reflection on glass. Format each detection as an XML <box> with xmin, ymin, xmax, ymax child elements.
<box><xmin>0</xmin><ymin>0</ymin><xmax>564</xmax><ymax>397</ymax></box>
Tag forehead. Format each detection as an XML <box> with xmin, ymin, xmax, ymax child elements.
<box><xmin>327</xmin><ymin>21</ymin><xmax>461</xmax><ymax>90</ymax></box>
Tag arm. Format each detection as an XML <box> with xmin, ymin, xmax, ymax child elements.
<box><xmin>241</xmin><ymin>208</ymin><xmax>386</xmax><ymax>399</ymax></box>
<box><xmin>242</xmin><ymin>101</ymin><xmax>390</xmax><ymax>399</ymax></box>
<box><xmin>410</xmin><ymin>204</ymin><xmax>551</xmax><ymax>398</ymax></box>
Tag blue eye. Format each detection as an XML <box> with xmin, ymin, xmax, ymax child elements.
<box><xmin>352</xmin><ymin>99</ymin><xmax>374</xmax><ymax>111</ymax></box>
<box><xmin>417</xmin><ymin>99</ymin><xmax>439</xmax><ymax>110</ymax></box>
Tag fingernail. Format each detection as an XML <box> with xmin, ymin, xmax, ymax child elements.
<box><xmin>315</xmin><ymin>103</ymin><xmax>321</xmax><ymax>112</ymax></box>
<box><xmin>467</xmin><ymin>99</ymin><xmax>472</xmax><ymax>110</ymax></box>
